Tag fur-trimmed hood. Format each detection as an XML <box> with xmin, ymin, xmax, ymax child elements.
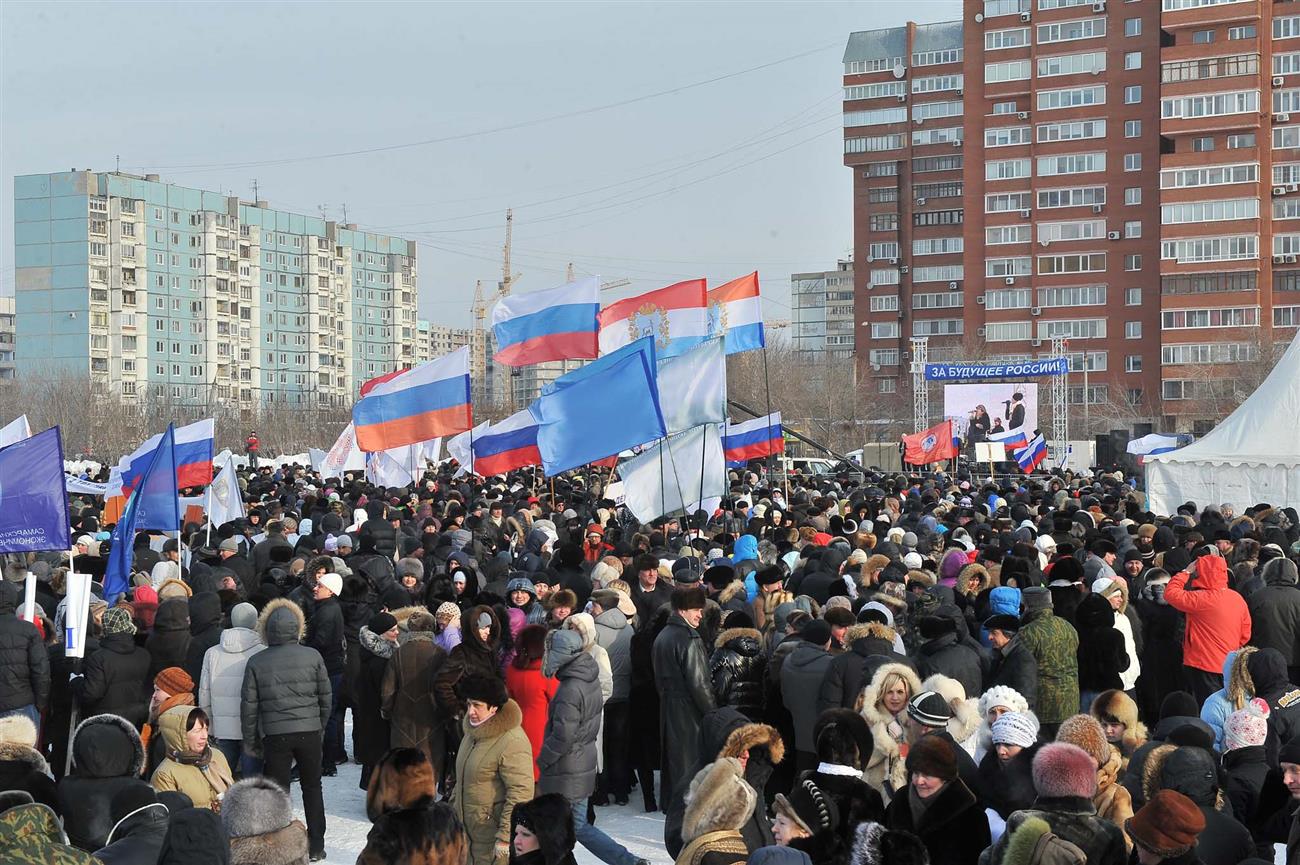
<box><xmin>922</xmin><ymin>673</ymin><xmax>980</xmax><ymax>745</ymax></box>
<box><xmin>462</xmin><ymin>697</ymin><xmax>523</xmax><ymax>742</ymax></box>
<box><xmin>860</xmin><ymin>663</ymin><xmax>923</xmax><ymax>727</ymax></box>
<box><xmin>957</xmin><ymin>563</ymin><xmax>992</xmax><ymax>597</ymax></box>
<box><xmin>719</xmin><ymin>722</ymin><xmax>786</xmax><ymax>766</ymax></box>
<box><xmin>71</xmin><ymin>712</ymin><xmax>144</xmax><ymax>778</ymax></box>
<box><xmin>257</xmin><ymin>597</ymin><xmax>305</xmax><ymax>646</ymax></box>
<box><xmin>718</xmin><ymin>580</ymin><xmax>747</xmax><ymax>606</ymax></box>
<box><xmin>1140</xmin><ymin>743</ymin><xmax>1178</xmax><ymax>804</ymax></box>
<box><xmin>714</xmin><ymin>627</ymin><xmax>764</xmax><ymax>651</ymax></box>
<box><xmin>849</xmin><ymin>820</ymin><xmax>930</xmax><ymax>865</ymax></box>
<box><xmin>844</xmin><ymin>621</ymin><xmax>897</xmax><ymax>648</ymax></box>
<box><xmin>0</xmin><ymin>741</ymin><xmax>48</xmax><ymax>777</ymax></box>
<box><xmin>681</xmin><ymin>757</ymin><xmax>757</xmax><ymax>844</ymax></box>
<box><xmin>1090</xmin><ymin>689</ymin><xmax>1148</xmax><ymax>755</ymax></box>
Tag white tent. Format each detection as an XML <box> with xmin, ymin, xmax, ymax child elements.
<box><xmin>1146</xmin><ymin>332</ymin><xmax>1300</xmax><ymax>513</ymax></box>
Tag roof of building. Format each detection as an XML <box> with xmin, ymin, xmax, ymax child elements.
<box><xmin>843</xmin><ymin>20</ymin><xmax>962</xmax><ymax>64</ymax></box>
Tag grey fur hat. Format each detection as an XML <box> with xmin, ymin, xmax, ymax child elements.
<box><xmin>222</xmin><ymin>776</ymin><xmax>294</xmax><ymax>838</ymax></box>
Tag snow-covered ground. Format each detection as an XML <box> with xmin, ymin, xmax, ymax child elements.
<box><xmin>304</xmin><ymin>757</ymin><xmax>672</xmax><ymax>864</ymax></box>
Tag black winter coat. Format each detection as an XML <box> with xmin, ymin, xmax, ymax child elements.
<box><xmin>986</xmin><ymin>636</ymin><xmax>1038</xmax><ymax>711</ymax></box>
<box><xmin>58</xmin><ymin>713</ymin><xmax>155</xmax><ymax>852</ymax></box>
<box><xmin>145</xmin><ymin>598</ymin><xmax>191</xmax><ymax>684</ymax></box>
<box><xmin>885</xmin><ymin>779</ymin><xmax>990</xmax><ymax>865</ymax></box>
<box><xmin>74</xmin><ymin>632</ymin><xmax>151</xmax><ymax>727</ymax></box>
<box><xmin>0</xmin><ymin>740</ymin><xmax>58</xmax><ymax>814</ymax></box>
<box><xmin>977</xmin><ymin>743</ymin><xmax>1040</xmax><ymax>819</ymax></box>
<box><xmin>708</xmin><ymin>626</ymin><xmax>766</xmax><ymax>719</ymax></box>
<box><xmin>240</xmin><ymin>598</ymin><xmax>332</xmax><ymax>751</ymax></box>
<box><xmin>799</xmin><ymin>769</ymin><xmax>885</xmax><ymax>853</ymax></box>
<box><xmin>653</xmin><ymin>613</ymin><xmax>716</xmax><ymax>803</ymax></box>
<box><xmin>93</xmin><ymin>802</ymin><xmax>170</xmax><ymax>865</ymax></box>
<box><xmin>182</xmin><ymin>592</ymin><xmax>223</xmax><ymax>687</ymax></box>
<box><xmin>1247</xmin><ymin>648</ymin><xmax>1300</xmax><ymax>767</ymax></box>
<box><xmin>1247</xmin><ymin>559</ymin><xmax>1300</xmax><ymax>666</ymax></box>
<box><xmin>353</xmin><ymin>628</ymin><xmax>394</xmax><ymax>767</ymax></box>
<box><xmin>305</xmin><ymin>595</ymin><xmax>346</xmax><ymax>676</ymax></box>
<box><xmin>0</xmin><ymin>582</ymin><xmax>49</xmax><ymax>712</ymax></box>
<box><xmin>1192</xmin><ymin>804</ymin><xmax>1255</xmax><ymax>865</ymax></box>
<box><xmin>1074</xmin><ymin>594</ymin><xmax>1128</xmax><ymax>693</ymax></box>
<box><xmin>915</xmin><ymin>632</ymin><xmax>983</xmax><ymax>700</ymax></box>
<box><xmin>1223</xmin><ymin>744</ymin><xmax>1269</xmax><ymax>833</ymax></box>
<box><xmin>1134</xmin><ymin>584</ymin><xmax>1186</xmax><ymax>724</ymax></box>
<box><xmin>433</xmin><ymin>605</ymin><xmax>502</xmax><ymax>723</ymax></box>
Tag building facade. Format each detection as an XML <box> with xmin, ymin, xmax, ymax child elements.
<box><xmin>13</xmin><ymin>170</ymin><xmax>420</xmax><ymax>407</ymax></box>
<box><xmin>846</xmin><ymin>0</ymin><xmax>1300</xmax><ymax>433</ymax></box>
<box><xmin>791</xmin><ymin>259</ymin><xmax>856</xmax><ymax>363</ymax></box>
<box><xmin>0</xmin><ymin>297</ymin><xmax>15</xmax><ymax>383</ymax></box>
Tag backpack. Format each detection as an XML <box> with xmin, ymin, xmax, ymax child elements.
<box><xmin>1001</xmin><ymin>815</ymin><xmax>1087</xmax><ymax>865</ymax></box>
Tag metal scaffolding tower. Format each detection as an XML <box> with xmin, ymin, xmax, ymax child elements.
<box><xmin>1050</xmin><ymin>336</ymin><xmax>1070</xmax><ymax>467</ymax></box>
<box><xmin>910</xmin><ymin>336</ymin><xmax>929</xmax><ymax>432</ymax></box>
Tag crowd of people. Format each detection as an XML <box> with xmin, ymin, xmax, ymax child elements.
<box><xmin>1</xmin><ymin>456</ymin><xmax>1299</xmax><ymax>865</ymax></box>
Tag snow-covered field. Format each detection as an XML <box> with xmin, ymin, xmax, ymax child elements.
<box><xmin>305</xmin><ymin>756</ymin><xmax>672</xmax><ymax>864</ymax></box>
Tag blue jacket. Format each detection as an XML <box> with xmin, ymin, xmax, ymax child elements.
<box><xmin>1200</xmin><ymin>650</ymin><xmax>1240</xmax><ymax>751</ymax></box>
<box><xmin>981</xmin><ymin>586</ymin><xmax>1022</xmax><ymax>646</ymax></box>
<box><xmin>734</xmin><ymin>535</ymin><xmax>760</xmax><ymax>602</ymax></box>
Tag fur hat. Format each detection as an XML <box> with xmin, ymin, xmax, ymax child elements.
<box><xmin>511</xmin><ymin>794</ymin><xmax>576</xmax><ymax>865</ymax></box>
<box><xmin>813</xmin><ymin>708</ymin><xmax>874</xmax><ymax>770</ymax></box>
<box><xmin>456</xmin><ymin>674</ymin><xmax>509</xmax><ymax>709</ymax></box>
<box><xmin>1090</xmin><ymin>689</ymin><xmax>1147</xmax><ymax>753</ymax></box>
<box><xmin>1055</xmin><ymin>713</ymin><xmax>1111</xmax><ymax>767</ymax></box>
<box><xmin>992</xmin><ymin>712</ymin><xmax>1040</xmax><ymax>749</ymax></box>
<box><xmin>671</xmin><ymin>585</ymin><xmax>707</xmax><ymax>611</ymax></box>
<box><xmin>1225</xmin><ymin>698</ymin><xmax>1271</xmax><ymax>751</ymax></box>
<box><xmin>1032</xmin><ymin>742</ymin><xmax>1099</xmax><ymax>799</ymax></box>
<box><xmin>979</xmin><ymin>686</ymin><xmax>1029</xmax><ymax>719</ymax></box>
<box><xmin>720</xmin><ymin>723</ymin><xmax>785</xmax><ymax>766</ymax></box>
<box><xmin>365</xmin><ymin>747</ymin><xmax>436</xmax><ymax>822</ymax></box>
<box><xmin>774</xmin><ymin>777</ymin><xmax>839</xmax><ymax>836</ymax></box>
<box><xmin>1126</xmin><ymin>790</ymin><xmax>1205</xmax><ymax>856</ymax></box>
<box><xmin>905</xmin><ymin>734</ymin><xmax>958</xmax><ymax>782</ymax></box>
<box><xmin>406</xmin><ymin>610</ymin><xmax>435</xmax><ymax>633</ymax></box>
<box><xmin>224</xmin><ymin>778</ymin><xmax>309</xmax><ymax>864</ymax></box>
<box><xmin>681</xmin><ymin>758</ymin><xmax>757</xmax><ymax>844</ymax></box>
<box><xmin>850</xmin><ymin>821</ymin><xmax>930</xmax><ymax>865</ymax></box>
<box><xmin>0</xmin><ymin>713</ymin><xmax>37</xmax><ymax>748</ymax></box>
<box><xmin>1022</xmin><ymin>586</ymin><xmax>1052</xmax><ymax>612</ymax></box>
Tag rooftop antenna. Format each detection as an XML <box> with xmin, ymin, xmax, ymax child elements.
<box><xmin>115</xmin><ymin>154</ymin><xmax>120</xmax><ymax>173</ymax></box>
<box><xmin>251</xmin><ymin>179</ymin><xmax>260</xmax><ymax>203</ymax></box>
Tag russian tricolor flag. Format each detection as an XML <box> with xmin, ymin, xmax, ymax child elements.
<box><xmin>708</xmin><ymin>272</ymin><xmax>765</xmax><ymax>355</ymax></box>
<box><xmin>988</xmin><ymin>427</ymin><xmax>1028</xmax><ymax>451</ymax></box>
<box><xmin>353</xmin><ymin>347</ymin><xmax>472</xmax><ymax>452</ymax></box>
<box><xmin>471</xmin><ymin>409</ymin><xmax>542</xmax><ymax>476</ymax></box>
<box><xmin>723</xmin><ymin>412</ymin><xmax>784</xmax><ymax>465</ymax></box>
<box><xmin>492</xmin><ymin>277</ymin><xmax>600</xmax><ymax>367</ymax></box>
<box><xmin>598</xmin><ymin>279</ymin><xmax>708</xmax><ymax>360</ymax></box>
<box><xmin>117</xmin><ymin>418</ymin><xmax>214</xmax><ymax>493</ymax></box>
<box><xmin>1014</xmin><ymin>434</ymin><xmax>1048</xmax><ymax>473</ymax></box>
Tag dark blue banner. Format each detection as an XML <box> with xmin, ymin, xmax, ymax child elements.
<box><xmin>0</xmin><ymin>426</ymin><xmax>71</xmax><ymax>553</ymax></box>
<box><xmin>924</xmin><ymin>357</ymin><xmax>1069</xmax><ymax>381</ymax></box>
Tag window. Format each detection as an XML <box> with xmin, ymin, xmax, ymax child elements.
<box><xmin>1039</xmin><ymin>318</ymin><xmax>1107</xmax><ymax>339</ymax></box>
<box><xmin>1192</xmin><ymin>30</ymin><xmax>1215</xmax><ymax>44</ymax></box>
<box><xmin>1037</xmin><ymin>219</ymin><xmax>1105</xmax><ymax>242</ymax></box>
<box><xmin>986</xmin><ymin>27</ymin><xmax>1030</xmax><ymax>50</ymax></box>
<box><xmin>912</xmin><ymin>292</ymin><xmax>963</xmax><ymax>309</ymax></box>
<box><xmin>912</xmin><ymin>48</ymin><xmax>963</xmax><ymax>67</ymax></box>
<box><xmin>913</xmin><ymin>237</ymin><xmax>964</xmax><ymax>256</ymax></box>
<box><xmin>912</xmin><ymin>74</ymin><xmax>964</xmax><ymax>93</ymax></box>
<box><xmin>1160</xmin><ymin>90</ymin><xmax>1260</xmax><ymax>119</ymax></box>
<box><xmin>1277</xmin><ymin>16</ymin><xmax>1300</xmax><ymax>39</ymax></box>
<box><xmin>845</xmin><ymin>108</ymin><xmax>908</xmax><ymax>127</ymax></box>
<box><xmin>987</xmin><ymin>225</ymin><xmax>1032</xmax><ymax>244</ymax></box>
<box><xmin>1036</xmin><ymin>118</ymin><xmax>1106</xmax><ymax>143</ymax></box>
<box><xmin>986</xmin><ymin>126</ymin><xmax>1031</xmax><ymax>147</ymax></box>
<box><xmin>1125</xmin><ymin>18</ymin><xmax>1141</xmax><ymax>37</ymax></box>
<box><xmin>1160</xmin><ymin>235</ymin><xmax>1259</xmax><ymax>263</ymax></box>
<box><xmin>1162</xmin><ymin>54</ymin><xmax>1259</xmax><ymax>83</ymax></box>
<box><xmin>1124</xmin><ymin>153</ymin><xmax>1142</xmax><ymax>171</ymax></box>
<box><xmin>987</xmin><ymin>158</ymin><xmax>1032</xmax><ymax>180</ymax></box>
<box><xmin>1125</xmin><ymin>187</ymin><xmax>1142</xmax><ymax>205</ymax></box>
<box><xmin>1038</xmin><ymin>85</ymin><xmax>1106</xmax><ymax>110</ymax></box>
<box><xmin>985</xmin><ymin>321</ymin><xmax>1034</xmax><ymax>341</ymax></box>
<box><xmin>1126</xmin><ymin>355</ymin><xmax>1143</xmax><ymax>373</ymax></box>
<box><xmin>1037</xmin><ymin>152</ymin><xmax>1105</xmax><ymax>176</ymax></box>
<box><xmin>986</xmin><ymin>256</ymin><xmax>1033</xmax><ymax>276</ymax></box>
<box><xmin>878</xmin><ymin>379</ymin><xmax>897</xmax><ymax>394</ymax></box>
<box><xmin>986</xmin><ymin>0</ymin><xmax>1030</xmax><ymax>15</ymax></box>
<box><xmin>845</xmin><ymin>135</ymin><xmax>903</xmax><ymax>153</ymax></box>
<box><xmin>1126</xmin><ymin>254</ymin><xmax>1142</xmax><ymax>271</ymax></box>
<box><xmin>868</xmin><ymin>186</ymin><xmax>900</xmax><ymax>203</ymax></box>
<box><xmin>1125</xmin><ymin>220</ymin><xmax>1142</xmax><ymax>238</ymax></box>
<box><xmin>1162</xmin><ymin>342</ymin><xmax>1258</xmax><ymax>364</ymax></box>
<box><xmin>1038</xmin><ymin>284</ymin><xmax>1106</xmax><ymax>307</ymax></box>
<box><xmin>1192</xmin><ymin>136</ymin><xmax>1215</xmax><ymax>153</ymax></box>
<box><xmin>912</xmin><ymin>155</ymin><xmax>964</xmax><ymax>172</ymax></box>
<box><xmin>1124</xmin><ymin>85</ymin><xmax>1143</xmax><ymax>104</ymax></box>
<box><xmin>1160</xmin><ymin>198</ymin><xmax>1260</xmax><ymax>223</ymax></box>
<box><xmin>1160</xmin><ymin>161</ymin><xmax>1258</xmax><ymax>188</ymax></box>
<box><xmin>1160</xmin><ymin>306</ymin><xmax>1260</xmax><ymax>328</ymax></box>
<box><xmin>1037</xmin><ymin>185</ymin><xmax>1106</xmax><ymax>208</ymax></box>
<box><xmin>869</xmin><ymin>349</ymin><xmax>900</xmax><ymax>366</ymax></box>
<box><xmin>871</xmin><ymin>322</ymin><xmax>900</xmax><ymax>339</ymax></box>
<box><xmin>1124</xmin><ymin>52</ymin><xmax>1143</xmax><ymax>70</ymax></box>
<box><xmin>1125</xmin><ymin>119</ymin><xmax>1142</xmax><ymax>138</ymax></box>
<box><xmin>1126</xmin><ymin>287</ymin><xmax>1142</xmax><ymax>306</ymax></box>
<box><xmin>912</xmin><ymin>318</ymin><xmax>964</xmax><ymax>336</ymax></box>
<box><xmin>985</xmin><ymin>191</ymin><xmax>1033</xmax><ymax>212</ymax></box>
<box><xmin>869</xmin><ymin>295</ymin><xmax>899</xmax><ymax>312</ymax></box>
<box><xmin>912</xmin><ymin>101</ymin><xmax>963</xmax><ymax>122</ymax></box>
<box><xmin>869</xmin><ymin>214</ymin><xmax>899</xmax><ymax>232</ymax></box>
<box><xmin>912</xmin><ymin>127</ymin><xmax>963</xmax><ymax>146</ymax></box>
<box><xmin>1276</xmin><ymin>163</ymin><xmax>1300</xmax><ymax>185</ymax></box>
<box><xmin>1276</xmin><ymin>198</ymin><xmax>1300</xmax><ymax>219</ymax></box>
<box><xmin>1038</xmin><ymin>252</ymin><xmax>1107</xmax><ymax>274</ymax></box>
<box><xmin>991</xmin><ymin>101</ymin><xmax>1020</xmax><ymax>115</ymax></box>
<box><xmin>913</xmin><ymin>265</ymin><xmax>965</xmax><ymax>282</ymax></box>
<box><xmin>1276</xmin><ymin>89</ymin><xmax>1300</xmax><ymax>113</ymax></box>
<box><xmin>1164</xmin><ymin>0</ymin><xmax>1252</xmax><ymax>9</ymax></box>
<box><xmin>845</xmin><ymin>82</ymin><xmax>907</xmax><ymax>100</ymax></box>
<box><xmin>985</xmin><ymin>288</ymin><xmax>1032</xmax><ymax>309</ymax></box>
<box><xmin>869</xmin><ymin>242</ymin><xmax>900</xmax><ymax>260</ymax></box>
<box><xmin>1277</xmin><ymin>306</ymin><xmax>1300</xmax><ymax>327</ymax></box>
<box><xmin>914</xmin><ymin>209</ymin><xmax>964</xmax><ymax>226</ymax></box>
<box><xmin>1228</xmin><ymin>133</ymin><xmax>1255</xmax><ymax>149</ymax></box>
<box><xmin>845</xmin><ymin>57</ymin><xmax>903</xmax><ymax>74</ymax></box>
<box><xmin>1230</xmin><ymin>25</ymin><xmax>1256</xmax><ymax>40</ymax></box>
<box><xmin>1037</xmin><ymin>51</ymin><xmax>1106</xmax><ymax>78</ymax></box>
<box><xmin>986</xmin><ymin>59</ymin><xmax>1032</xmax><ymax>83</ymax></box>
<box><xmin>1037</xmin><ymin>18</ymin><xmax>1107</xmax><ymax>44</ymax></box>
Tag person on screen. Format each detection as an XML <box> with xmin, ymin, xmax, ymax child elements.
<box><xmin>969</xmin><ymin>405</ymin><xmax>991</xmax><ymax>444</ymax></box>
<box><xmin>1004</xmin><ymin>392</ymin><xmax>1026</xmax><ymax>430</ymax></box>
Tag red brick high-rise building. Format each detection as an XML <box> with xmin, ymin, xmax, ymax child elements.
<box><xmin>847</xmin><ymin>0</ymin><xmax>1300</xmax><ymax>434</ymax></box>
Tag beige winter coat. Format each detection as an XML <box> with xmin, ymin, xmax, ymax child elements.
<box><xmin>858</xmin><ymin>662</ymin><xmax>922</xmax><ymax>803</ymax></box>
<box><xmin>450</xmin><ymin>699</ymin><xmax>535</xmax><ymax>865</ymax></box>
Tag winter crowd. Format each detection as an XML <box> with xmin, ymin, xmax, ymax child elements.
<box><xmin>3</xmin><ymin>461</ymin><xmax>1300</xmax><ymax>865</ymax></box>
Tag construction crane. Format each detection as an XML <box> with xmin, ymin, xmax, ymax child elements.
<box><xmin>499</xmin><ymin>208</ymin><xmax>520</xmax><ymax>298</ymax></box>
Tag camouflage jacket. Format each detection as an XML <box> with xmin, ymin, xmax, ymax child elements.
<box><xmin>1017</xmin><ymin>607</ymin><xmax>1080</xmax><ymax>724</ymax></box>
<box><xmin>0</xmin><ymin>802</ymin><xmax>99</xmax><ymax>865</ymax></box>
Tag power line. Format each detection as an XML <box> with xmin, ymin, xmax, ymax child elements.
<box><xmin>127</xmin><ymin>41</ymin><xmax>841</xmax><ymax>174</ymax></box>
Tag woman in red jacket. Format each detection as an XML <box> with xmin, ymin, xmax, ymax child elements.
<box><xmin>504</xmin><ymin>624</ymin><xmax>558</xmax><ymax>781</ymax></box>
<box><xmin>1165</xmin><ymin>551</ymin><xmax>1252</xmax><ymax>705</ymax></box>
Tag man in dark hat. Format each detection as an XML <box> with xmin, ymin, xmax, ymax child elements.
<box><xmin>985</xmin><ymin>613</ymin><xmax>1038</xmax><ymax>712</ymax></box>
<box><xmin>651</xmin><ymin>586</ymin><xmax>715</xmax><ymax>807</ymax></box>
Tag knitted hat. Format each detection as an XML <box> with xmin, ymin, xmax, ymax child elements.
<box><xmin>801</xmin><ymin>619</ymin><xmax>832</xmax><ymax>646</ymax></box>
<box><xmin>774</xmin><ymin>777</ymin><xmax>838</xmax><ymax>837</ymax></box>
<box><xmin>317</xmin><ymin>572</ymin><xmax>342</xmax><ymax>597</ymax></box>
<box><xmin>906</xmin><ymin>734</ymin><xmax>958</xmax><ymax>782</ymax></box>
<box><xmin>1032</xmin><ymin>742</ymin><xmax>1099</xmax><ymax>799</ymax></box>
<box><xmin>1055</xmin><ymin>713</ymin><xmax>1111</xmax><ymax>766</ymax></box>
<box><xmin>1225</xmin><ymin>698</ymin><xmax>1271</xmax><ymax>751</ymax></box>
<box><xmin>369</xmin><ymin>612</ymin><xmax>398</xmax><ymax>634</ymax></box>
<box><xmin>154</xmin><ymin>666</ymin><xmax>194</xmax><ymax>696</ymax></box>
<box><xmin>102</xmin><ymin>607</ymin><xmax>137</xmax><ymax>636</ymax></box>
<box><xmin>230</xmin><ymin>602</ymin><xmax>257</xmax><ymax>631</ymax></box>
<box><xmin>978</xmin><ymin>686</ymin><xmax>1029</xmax><ymax>719</ymax></box>
<box><xmin>992</xmin><ymin>712</ymin><xmax>1040</xmax><ymax>749</ymax></box>
<box><xmin>903</xmin><ymin>552</ymin><xmax>924</xmax><ymax>570</ymax></box>
<box><xmin>435</xmin><ymin>601</ymin><xmax>461</xmax><ymax>624</ymax></box>
<box><xmin>906</xmin><ymin>691</ymin><xmax>952</xmax><ymax>728</ymax></box>
<box><xmin>1126</xmin><ymin>790</ymin><xmax>1206</xmax><ymax>856</ymax></box>
<box><xmin>218</xmin><ymin>538</ymin><xmax>239</xmax><ymax>553</ymax></box>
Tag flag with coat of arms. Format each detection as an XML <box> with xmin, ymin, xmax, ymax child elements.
<box><xmin>902</xmin><ymin>420</ymin><xmax>958</xmax><ymax>465</ymax></box>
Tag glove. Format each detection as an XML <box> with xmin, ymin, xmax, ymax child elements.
<box><xmin>494</xmin><ymin>841</ymin><xmax>510</xmax><ymax>862</ymax></box>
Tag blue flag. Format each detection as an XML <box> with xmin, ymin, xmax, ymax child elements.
<box><xmin>0</xmin><ymin>426</ymin><xmax>70</xmax><ymax>553</ymax></box>
<box><xmin>529</xmin><ymin>338</ymin><xmax>666</xmax><ymax>477</ymax></box>
<box><xmin>105</xmin><ymin>424</ymin><xmax>179</xmax><ymax>598</ymax></box>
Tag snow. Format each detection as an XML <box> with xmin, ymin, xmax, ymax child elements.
<box><xmin>306</xmin><ymin>752</ymin><xmax>673</xmax><ymax>864</ymax></box>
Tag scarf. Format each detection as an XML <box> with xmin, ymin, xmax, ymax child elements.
<box><xmin>359</xmin><ymin>626</ymin><xmax>397</xmax><ymax>660</ymax></box>
<box><xmin>140</xmin><ymin>692</ymin><xmax>195</xmax><ymax>764</ymax></box>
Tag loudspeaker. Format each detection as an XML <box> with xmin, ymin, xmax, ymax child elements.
<box><xmin>1133</xmin><ymin>422</ymin><xmax>1153</xmax><ymax>437</ymax></box>
<box><xmin>1109</xmin><ymin>429</ymin><xmax>1133</xmax><ymax>471</ymax></box>
<box><xmin>1094</xmin><ymin>434</ymin><xmax>1112</xmax><ymax>467</ymax></box>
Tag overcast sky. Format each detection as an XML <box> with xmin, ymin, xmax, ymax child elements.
<box><xmin>1</xmin><ymin>0</ymin><xmax>960</xmax><ymax>328</ymax></box>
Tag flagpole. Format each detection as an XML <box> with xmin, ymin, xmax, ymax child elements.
<box><xmin>760</xmin><ymin>347</ymin><xmax>775</xmax><ymax>490</ymax></box>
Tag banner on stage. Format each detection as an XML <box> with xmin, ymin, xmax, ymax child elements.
<box><xmin>924</xmin><ymin>358</ymin><xmax>1068</xmax><ymax>381</ymax></box>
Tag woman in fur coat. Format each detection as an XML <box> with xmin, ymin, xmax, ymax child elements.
<box><xmin>675</xmin><ymin>757</ymin><xmax>756</xmax><ymax>865</ymax></box>
<box><xmin>354</xmin><ymin>611</ymin><xmax>398</xmax><ymax>790</ymax></box>
<box><xmin>857</xmin><ymin>662</ymin><xmax>922</xmax><ymax>802</ymax></box>
<box><xmin>920</xmin><ymin>673</ymin><xmax>982</xmax><ymax>760</ymax></box>
<box><xmin>382</xmin><ymin>610</ymin><xmax>450</xmax><ymax>781</ymax></box>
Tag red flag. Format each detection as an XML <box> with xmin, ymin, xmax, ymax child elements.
<box><xmin>903</xmin><ymin>420</ymin><xmax>958</xmax><ymax>465</ymax></box>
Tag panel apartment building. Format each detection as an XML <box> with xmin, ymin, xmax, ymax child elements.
<box><xmin>846</xmin><ymin>0</ymin><xmax>1300</xmax><ymax>433</ymax></box>
<box><xmin>13</xmin><ymin>170</ymin><xmax>421</xmax><ymax>407</ymax></box>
